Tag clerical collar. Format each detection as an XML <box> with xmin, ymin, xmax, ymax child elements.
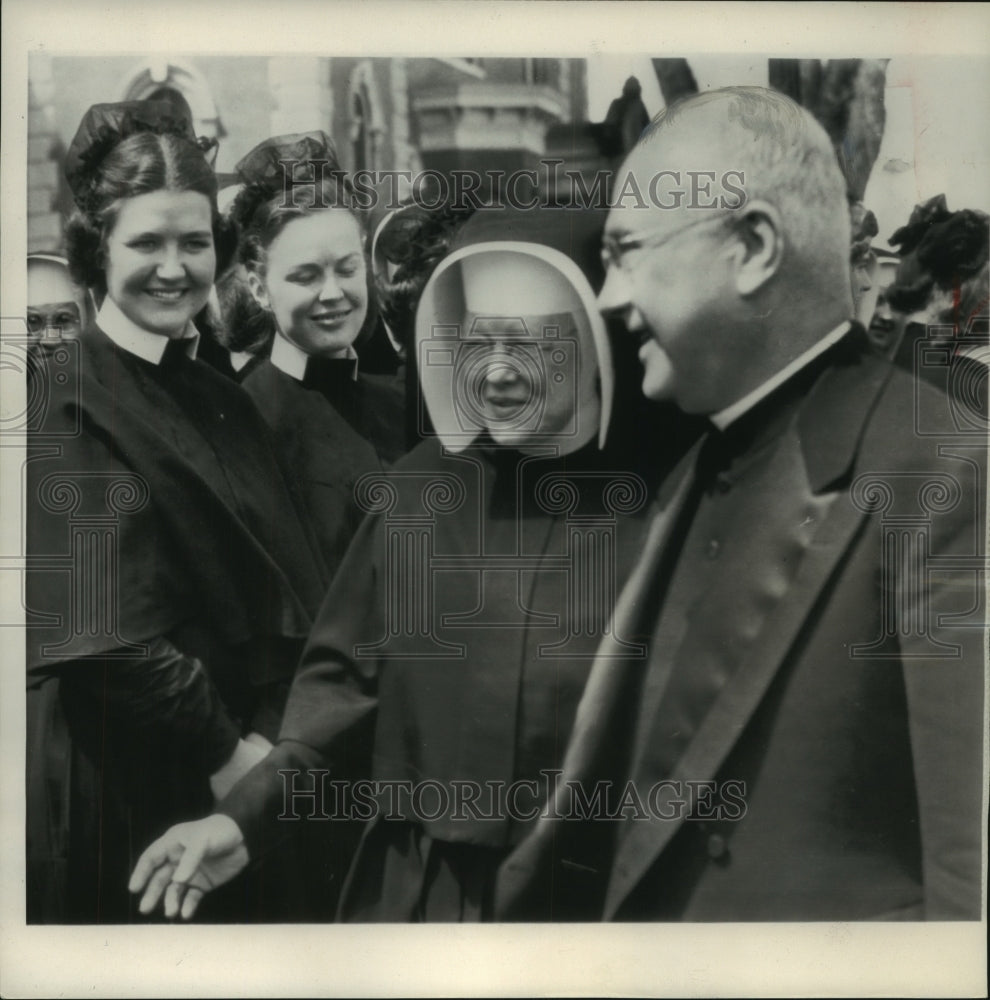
<box><xmin>96</xmin><ymin>296</ymin><xmax>199</xmax><ymax>364</ymax></box>
<box><xmin>229</xmin><ymin>350</ymin><xmax>255</xmax><ymax>372</ymax></box>
<box><xmin>710</xmin><ymin>321</ymin><xmax>851</xmax><ymax>431</ymax></box>
<box><xmin>270</xmin><ymin>333</ymin><xmax>358</xmax><ymax>382</ymax></box>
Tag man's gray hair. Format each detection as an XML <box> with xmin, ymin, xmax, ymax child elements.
<box><xmin>641</xmin><ymin>87</ymin><xmax>851</xmax><ymax>272</ymax></box>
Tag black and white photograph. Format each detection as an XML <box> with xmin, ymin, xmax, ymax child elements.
<box><xmin>1</xmin><ymin>1</ymin><xmax>987</xmax><ymax>996</ymax></box>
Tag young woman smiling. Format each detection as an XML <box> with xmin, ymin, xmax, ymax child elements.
<box><xmin>25</xmin><ymin>102</ymin><xmax>325</xmax><ymax>922</ymax></box>
<box><xmin>231</xmin><ymin>133</ymin><xmax>406</xmax><ymax>586</ymax></box>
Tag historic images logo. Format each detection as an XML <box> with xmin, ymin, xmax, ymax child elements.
<box><xmin>278</xmin><ymin>770</ymin><xmax>749</xmax><ymax>825</ymax></box>
<box><xmin>273</xmin><ymin>158</ymin><xmax>748</xmax><ymax>213</ymax></box>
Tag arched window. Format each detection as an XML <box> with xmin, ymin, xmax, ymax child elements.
<box><xmin>118</xmin><ymin>59</ymin><xmax>224</xmax><ymax>141</ymax></box>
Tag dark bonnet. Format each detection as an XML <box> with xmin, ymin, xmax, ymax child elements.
<box><xmin>64</xmin><ymin>100</ymin><xmax>218</xmax><ymax>216</ymax></box>
<box><xmin>228</xmin><ymin>131</ymin><xmax>346</xmax><ymax>236</ymax></box>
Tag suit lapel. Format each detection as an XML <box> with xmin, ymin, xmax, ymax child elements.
<box><xmin>604</xmin><ymin>442</ymin><xmax>865</xmax><ymax>917</ymax></box>
<box><xmin>547</xmin><ymin>447</ymin><xmax>700</xmax><ymax>763</ymax></box>
<box><xmin>603</xmin><ymin>347</ymin><xmax>897</xmax><ymax>918</ymax></box>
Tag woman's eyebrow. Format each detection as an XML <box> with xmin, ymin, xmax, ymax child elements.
<box><xmin>124</xmin><ymin>229</ymin><xmax>213</xmax><ymax>237</ymax></box>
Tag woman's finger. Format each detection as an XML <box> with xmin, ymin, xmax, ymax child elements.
<box><xmin>180</xmin><ymin>885</ymin><xmax>205</xmax><ymax>921</ymax></box>
<box><xmin>138</xmin><ymin>858</ymin><xmax>176</xmax><ymax>915</ymax></box>
<box><xmin>129</xmin><ymin>835</ymin><xmax>177</xmax><ymax>894</ymax></box>
<box><xmin>163</xmin><ymin>878</ymin><xmax>186</xmax><ymax>920</ymax></box>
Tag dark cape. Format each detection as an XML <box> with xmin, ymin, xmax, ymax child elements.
<box><xmin>25</xmin><ymin>325</ymin><xmax>325</xmax><ymax>922</ymax></box>
<box><xmin>241</xmin><ymin>355</ymin><xmax>407</xmax><ymax>586</ymax></box>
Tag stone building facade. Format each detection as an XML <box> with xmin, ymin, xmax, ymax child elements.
<box><xmin>27</xmin><ymin>53</ymin><xmax>589</xmax><ymax>252</ymax></box>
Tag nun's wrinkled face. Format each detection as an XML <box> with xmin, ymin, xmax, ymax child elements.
<box><xmin>104</xmin><ymin>190</ymin><xmax>216</xmax><ymax>337</ymax></box>
<box><xmin>419</xmin><ymin>250</ymin><xmax>605</xmax><ymax>452</ymax></box>
<box><xmin>250</xmin><ymin>210</ymin><xmax>368</xmax><ymax>358</ymax></box>
<box><xmin>465</xmin><ymin>316</ymin><xmax>600</xmax><ymax>449</ymax></box>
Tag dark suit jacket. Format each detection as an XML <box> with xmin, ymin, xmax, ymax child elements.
<box><xmin>496</xmin><ymin>336</ymin><xmax>986</xmax><ymax>921</ymax></box>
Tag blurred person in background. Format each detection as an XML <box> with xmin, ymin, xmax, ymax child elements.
<box><xmin>886</xmin><ymin>196</ymin><xmax>989</xmax><ymax>359</ymax></box>
<box><xmin>863</xmin><ymin>249</ymin><xmax>901</xmax><ymax>354</ymax></box>
<box><xmin>27</xmin><ymin>252</ymin><xmax>91</xmax><ymax>343</ymax></box>
<box><xmin>371</xmin><ymin>199</ymin><xmax>476</xmax><ymax>451</ymax></box>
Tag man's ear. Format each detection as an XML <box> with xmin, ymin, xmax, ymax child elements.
<box><xmin>730</xmin><ymin>200</ymin><xmax>784</xmax><ymax>296</ymax></box>
<box><xmin>246</xmin><ymin>269</ymin><xmax>270</xmax><ymax>310</ymax></box>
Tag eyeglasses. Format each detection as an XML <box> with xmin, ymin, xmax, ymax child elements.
<box><xmin>601</xmin><ymin>214</ymin><xmax>732</xmax><ymax>273</ymax></box>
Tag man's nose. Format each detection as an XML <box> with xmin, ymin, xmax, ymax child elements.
<box><xmin>597</xmin><ymin>266</ymin><xmax>632</xmax><ymax>315</ymax></box>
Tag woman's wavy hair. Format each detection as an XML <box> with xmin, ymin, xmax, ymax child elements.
<box><xmin>231</xmin><ymin>171</ymin><xmax>364</xmax><ymax>274</ymax></box>
<box><xmin>230</xmin><ymin>168</ymin><xmax>382</xmax><ymax>348</ymax></box>
<box><xmin>65</xmin><ymin>130</ymin><xmax>236</xmax><ymax>297</ymax></box>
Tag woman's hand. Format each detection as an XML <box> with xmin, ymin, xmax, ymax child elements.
<box><xmin>128</xmin><ymin>814</ymin><xmax>249</xmax><ymax>920</ymax></box>
<box><xmin>208</xmin><ymin>735</ymin><xmax>271</xmax><ymax>802</ymax></box>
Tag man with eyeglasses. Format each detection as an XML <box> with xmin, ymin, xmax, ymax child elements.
<box><xmin>495</xmin><ymin>87</ymin><xmax>984</xmax><ymax>922</ymax></box>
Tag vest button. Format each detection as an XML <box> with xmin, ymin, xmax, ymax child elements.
<box><xmin>707</xmin><ymin>539</ymin><xmax>720</xmax><ymax>559</ymax></box>
<box><xmin>706</xmin><ymin>833</ymin><xmax>729</xmax><ymax>861</ymax></box>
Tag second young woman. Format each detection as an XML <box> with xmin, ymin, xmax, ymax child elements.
<box><xmin>231</xmin><ymin>133</ymin><xmax>406</xmax><ymax>584</ymax></box>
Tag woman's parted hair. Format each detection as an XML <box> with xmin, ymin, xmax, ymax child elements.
<box><xmin>64</xmin><ymin>130</ymin><xmax>237</xmax><ymax>293</ymax></box>
<box><xmin>232</xmin><ymin>172</ymin><xmax>365</xmax><ymax>274</ymax></box>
